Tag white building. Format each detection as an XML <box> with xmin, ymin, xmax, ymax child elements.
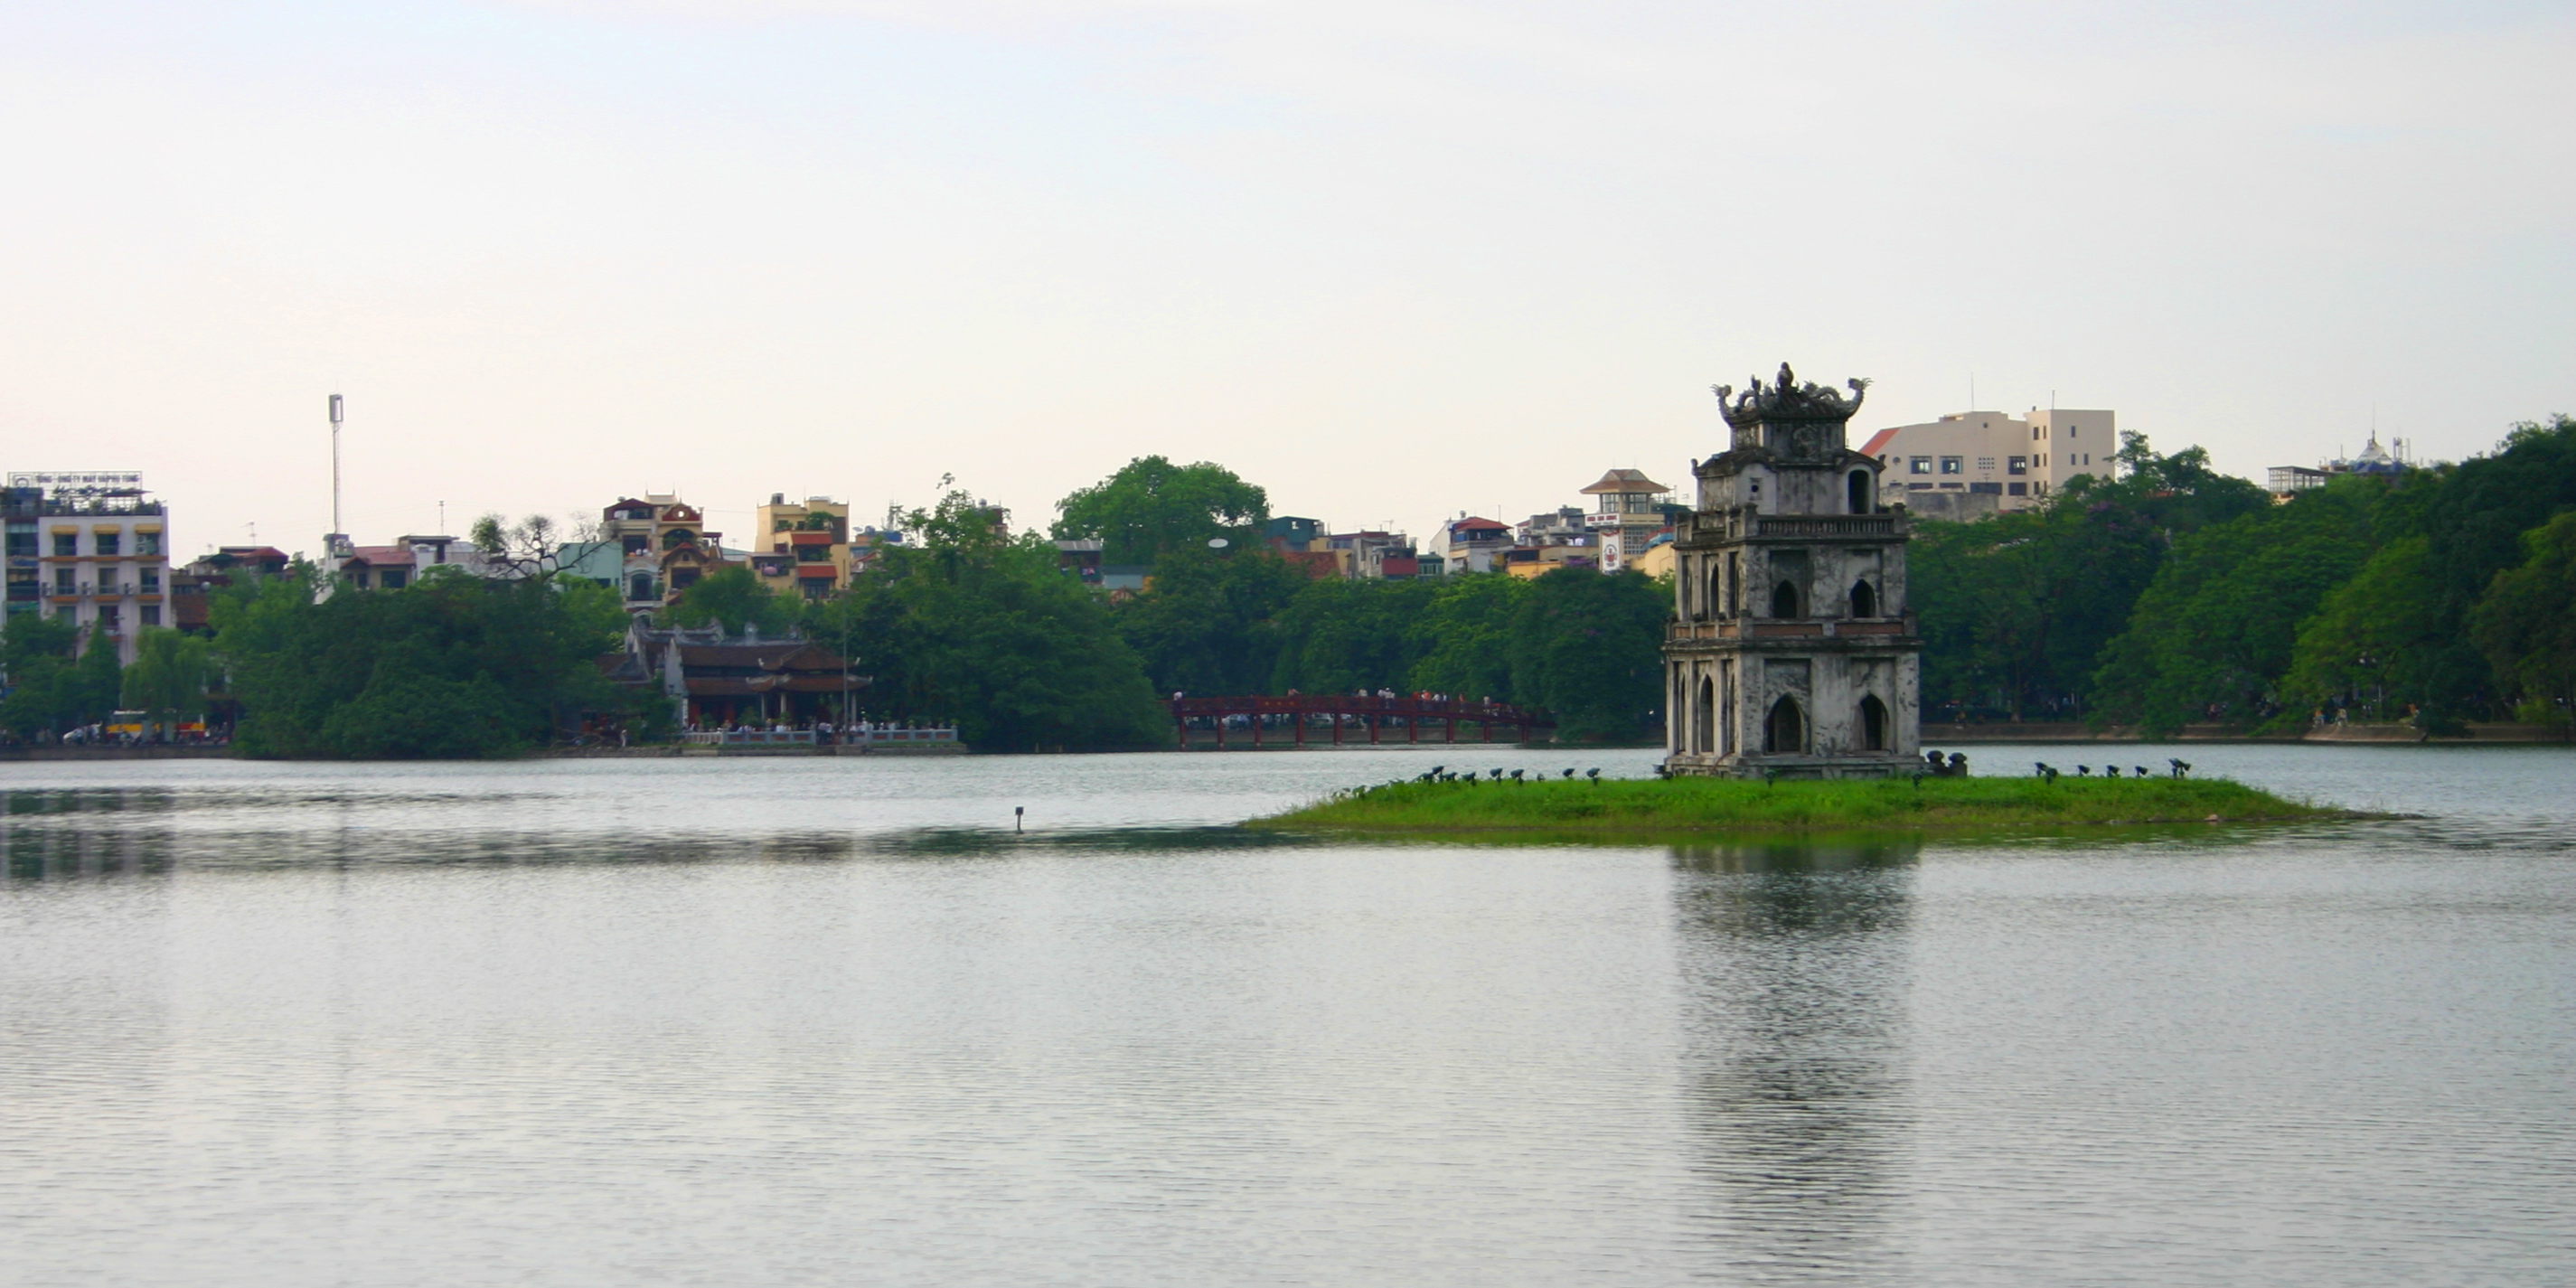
<box><xmin>5</xmin><ymin>471</ymin><xmax>173</xmax><ymax>665</ymax></box>
<box><xmin>1856</xmin><ymin>408</ymin><xmax>2115</xmax><ymax>514</ymax></box>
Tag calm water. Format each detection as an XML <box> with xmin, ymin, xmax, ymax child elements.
<box><xmin>2</xmin><ymin>745</ymin><xmax>2571</xmax><ymax>1286</ymax></box>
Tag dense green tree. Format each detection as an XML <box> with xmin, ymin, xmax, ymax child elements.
<box><xmin>1505</xmin><ymin>569</ymin><xmax>1668</xmax><ymax>742</ymax></box>
<box><xmin>1911</xmin><ymin>434</ymin><xmax>2271</xmax><ymax>720</ymax></box>
<box><xmin>2393</xmin><ymin>414</ymin><xmax>2576</xmax><ymax>719</ymax></box>
<box><xmin>1406</xmin><ymin>574</ymin><xmax>1528</xmax><ymax>701</ymax></box>
<box><xmin>1267</xmin><ymin>577</ymin><xmax>1436</xmax><ymax>696</ymax></box>
<box><xmin>1114</xmin><ymin>546</ymin><xmax>1311</xmax><ymax>695</ymax></box>
<box><xmin>214</xmin><ymin>566</ymin><xmax>638</xmax><ymax>757</ymax></box>
<box><xmin>665</xmin><ymin>565</ymin><xmax>799</xmax><ymax>635</ymax></box>
<box><xmin>2278</xmin><ymin>536</ymin><xmax>2449</xmax><ymax>725</ymax></box>
<box><xmin>0</xmin><ymin>615</ymin><xmax>90</xmax><ymax>738</ymax></box>
<box><xmin>1052</xmin><ymin>456</ymin><xmax>1270</xmax><ymax>567</ymax></box>
<box><xmin>2089</xmin><ymin>485</ymin><xmax>2376</xmax><ymax>734</ymax></box>
<box><xmin>121</xmin><ymin>627</ymin><xmax>215</xmax><ymax>736</ymax></box>
<box><xmin>814</xmin><ymin>492</ymin><xmax>1164</xmax><ymax>751</ymax></box>
<box><xmin>2468</xmin><ymin>510</ymin><xmax>2576</xmax><ymax>732</ymax></box>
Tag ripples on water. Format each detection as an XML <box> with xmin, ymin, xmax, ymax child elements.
<box><xmin>2</xmin><ymin>747</ymin><xmax>2571</xmax><ymax>1286</ymax></box>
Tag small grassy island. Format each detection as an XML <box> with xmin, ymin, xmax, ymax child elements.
<box><xmin>1252</xmin><ymin>774</ymin><xmax>2353</xmax><ymax>837</ymax></box>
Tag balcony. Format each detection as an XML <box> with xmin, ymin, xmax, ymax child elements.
<box><xmin>1667</xmin><ymin>613</ymin><xmax>1918</xmax><ymax>643</ymax></box>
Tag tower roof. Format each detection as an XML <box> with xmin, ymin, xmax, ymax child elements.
<box><xmin>1581</xmin><ymin>468</ymin><xmax>1669</xmax><ymax>494</ymax></box>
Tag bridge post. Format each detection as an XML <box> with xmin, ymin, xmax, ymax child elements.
<box><xmin>1332</xmin><ymin>709</ymin><xmax>1342</xmax><ymax>745</ymax></box>
<box><xmin>1368</xmin><ymin>710</ymin><xmax>1378</xmax><ymax>745</ymax></box>
<box><xmin>1445</xmin><ymin>716</ymin><xmax>1455</xmax><ymax>743</ymax></box>
<box><xmin>1408</xmin><ymin>707</ymin><xmax>1420</xmax><ymax>744</ymax></box>
<box><xmin>1174</xmin><ymin>708</ymin><xmax>1188</xmax><ymax>749</ymax></box>
<box><xmin>1252</xmin><ymin>709</ymin><xmax>1263</xmax><ymax>749</ymax></box>
<box><xmin>1293</xmin><ymin>703</ymin><xmax>1306</xmax><ymax>747</ymax></box>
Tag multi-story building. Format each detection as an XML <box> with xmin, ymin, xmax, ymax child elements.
<box><xmin>1430</xmin><ymin>516</ymin><xmax>1512</xmax><ymax>574</ymax></box>
<box><xmin>1579</xmin><ymin>469</ymin><xmax>1677</xmax><ymax>572</ymax></box>
<box><xmin>171</xmin><ymin>546</ymin><xmax>292</xmax><ymax>634</ymax></box>
<box><xmin>5</xmin><ymin>471</ymin><xmax>172</xmax><ymax>664</ymax></box>
<box><xmin>588</xmin><ymin>494</ymin><xmax>731</xmax><ymax>613</ymax></box>
<box><xmin>748</xmin><ymin>494</ymin><xmax>860</xmax><ymax>601</ymax></box>
<box><xmin>324</xmin><ymin>533</ymin><xmax>488</xmax><ymax>590</ymax></box>
<box><xmin>1856</xmin><ymin>407</ymin><xmax>2115</xmax><ymax>515</ymax></box>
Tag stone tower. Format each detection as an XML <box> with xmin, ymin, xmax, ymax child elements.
<box><xmin>1663</xmin><ymin>363</ymin><xmax>1921</xmax><ymax>777</ymax></box>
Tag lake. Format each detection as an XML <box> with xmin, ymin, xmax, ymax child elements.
<box><xmin>3</xmin><ymin>744</ymin><xmax>2571</xmax><ymax>1286</ymax></box>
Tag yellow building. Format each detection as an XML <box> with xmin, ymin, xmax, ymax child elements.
<box><xmin>751</xmin><ymin>494</ymin><xmax>857</xmax><ymax>600</ymax></box>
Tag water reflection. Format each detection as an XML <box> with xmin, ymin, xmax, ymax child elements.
<box><xmin>1670</xmin><ymin>838</ymin><xmax>1918</xmax><ymax>1278</ymax></box>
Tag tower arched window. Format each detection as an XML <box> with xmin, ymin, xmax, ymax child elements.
<box><xmin>1771</xmin><ymin>579</ymin><xmax>1800</xmax><ymax>619</ymax></box>
<box><xmin>1850</xmin><ymin>578</ymin><xmax>1877</xmax><ymax>618</ymax></box>
<box><xmin>1858</xmin><ymin>694</ymin><xmax>1888</xmax><ymax>751</ymax></box>
<box><xmin>1847</xmin><ymin>468</ymin><xmax>1873</xmax><ymax>514</ymax></box>
<box><xmin>1763</xmin><ymin>697</ymin><xmax>1806</xmax><ymax>754</ymax></box>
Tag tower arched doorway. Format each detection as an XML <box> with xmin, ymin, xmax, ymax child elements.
<box><xmin>1857</xmin><ymin>693</ymin><xmax>1888</xmax><ymax>751</ymax></box>
<box><xmin>1763</xmin><ymin>696</ymin><xmax>1806</xmax><ymax>755</ymax></box>
<box><xmin>1695</xmin><ymin>676</ymin><xmax>1716</xmax><ymax>754</ymax></box>
<box><xmin>1847</xmin><ymin>468</ymin><xmax>1873</xmax><ymax>514</ymax></box>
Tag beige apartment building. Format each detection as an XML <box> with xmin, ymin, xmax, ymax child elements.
<box><xmin>1857</xmin><ymin>408</ymin><xmax>2115</xmax><ymax>514</ymax></box>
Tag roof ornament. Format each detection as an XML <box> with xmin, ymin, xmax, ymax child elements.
<box><xmin>1711</xmin><ymin>362</ymin><xmax>1870</xmax><ymax>429</ymax></box>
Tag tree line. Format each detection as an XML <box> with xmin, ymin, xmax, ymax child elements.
<box><xmin>1913</xmin><ymin>415</ymin><xmax>2576</xmax><ymax>736</ymax></box>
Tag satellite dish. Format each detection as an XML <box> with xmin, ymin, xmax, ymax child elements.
<box><xmin>1207</xmin><ymin>538</ymin><xmax>1229</xmax><ymax>549</ymax></box>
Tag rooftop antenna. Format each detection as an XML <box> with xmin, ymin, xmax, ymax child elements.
<box><xmin>327</xmin><ymin>394</ymin><xmax>343</xmax><ymax>539</ymax></box>
<box><xmin>1969</xmin><ymin>372</ymin><xmax>1976</xmax><ymax>410</ymax></box>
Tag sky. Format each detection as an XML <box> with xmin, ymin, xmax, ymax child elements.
<box><xmin>3</xmin><ymin>0</ymin><xmax>2570</xmax><ymax>555</ymax></box>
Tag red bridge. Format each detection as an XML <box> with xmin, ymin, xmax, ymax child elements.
<box><xmin>1166</xmin><ymin>694</ymin><xmax>1552</xmax><ymax>749</ymax></box>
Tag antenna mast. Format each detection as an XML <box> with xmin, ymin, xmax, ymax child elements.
<box><xmin>328</xmin><ymin>394</ymin><xmax>344</xmax><ymax>538</ymax></box>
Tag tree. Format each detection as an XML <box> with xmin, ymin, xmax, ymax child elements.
<box><xmin>1267</xmin><ymin>576</ymin><xmax>1436</xmax><ymax>696</ymax></box>
<box><xmin>1052</xmin><ymin>456</ymin><xmax>1270</xmax><ymax>567</ymax></box>
<box><xmin>2089</xmin><ymin>485</ymin><xmax>2375</xmax><ymax>734</ymax></box>
<box><xmin>1909</xmin><ymin>434</ymin><xmax>2272</xmax><ymax>721</ymax></box>
<box><xmin>0</xmin><ymin>615</ymin><xmax>85</xmax><ymax>738</ymax></box>
<box><xmin>2279</xmin><ymin>536</ymin><xmax>2449</xmax><ymax>727</ymax></box>
<box><xmin>469</xmin><ymin>512</ymin><xmax>599</xmax><ymax>578</ymax></box>
<box><xmin>1506</xmin><ymin>569</ymin><xmax>1668</xmax><ymax>742</ymax></box>
<box><xmin>816</xmin><ymin>491</ymin><xmax>1165</xmax><ymax>751</ymax></box>
<box><xmin>121</xmin><ymin>627</ymin><xmax>214</xmax><ymax>738</ymax></box>
<box><xmin>2468</xmin><ymin>510</ymin><xmax>2576</xmax><ymax>734</ymax></box>
<box><xmin>1406</xmin><ymin>574</ymin><xmax>1528</xmax><ymax>701</ymax></box>
<box><xmin>1113</xmin><ymin>546</ymin><xmax>1312</xmax><ymax>695</ymax></box>
<box><xmin>213</xmin><ymin>563</ymin><xmax>635</xmax><ymax>757</ymax></box>
<box><xmin>665</xmin><ymin>565</ymin><xmax>799</xmax><ymax>635</ymax></box>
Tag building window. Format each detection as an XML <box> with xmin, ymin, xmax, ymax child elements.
<box><xmin>95</xmin><ymin>532</ymin><xmax>120</xmax><ymax>557</ymax></box>
<box><xmin>5</xmin><ymin>527</ymin><xmax>33</xmax><ymax>558</ymax></box>
<box><xmin>136</xmin><ymin>531</ymin><xmax>162</xmax><ymax>556</ymax></box>
<box><xmin>99</xmin><ymin>605</ymin><xmax>119</xmax><ymax>632</ymax></box>
<box><xmin>54</xmin><ymin>569</ymin><xmax>75</xmax><ymax>594</ymax></box>
<box><xmin>2007</xmin><ymin>456</ymin><xmax>2028</xmax><ymax>475</ymax></box>
<box><xmin>381</xmin><ymin>569</ymin><xmax>409</xmax><ymax>589</ymax></box>
<box><xmin>53</xmin><ymin>533</ymin><xmax>77</xmax><ymax>557</ymax></box>
<box><xmin>1940</xmin><ymin>456</ymin><xmax>1963</xmax><ymax>475</ymax></box>
<box><xmin>140</xmin><ymin>568</ymin><xmax>159</xmax><ymax>593</ymax></box>
<box><xmin>2008</xmin><ymin>482</ymin><xmax>2028</xmax><ymax>496</ymax></box>
<box><xmin>1975</xmin><ymin>456</ymin><xmax>1996</xmax><ymax>471</ymax></box>
<box><xmin>142</xmin><ymin>605</ymin><xmax>162</xmax><ymax>626</ymax></box>
<box><xmin>1908</xmin><ymin>456</ymin><xmax>1932</xmax><ymax>475</ymax></box>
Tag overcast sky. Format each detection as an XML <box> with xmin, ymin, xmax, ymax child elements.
<box><xmin>4</xmin><ymin>0</ymin><xmax>2569</xmax><ymax>554</ymax></box>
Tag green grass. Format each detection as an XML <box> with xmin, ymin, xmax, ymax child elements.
<box><xmin>1249</xmin><ymin>774</ymin><xmax>2352</xmax><ymax>836</ymax></box>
